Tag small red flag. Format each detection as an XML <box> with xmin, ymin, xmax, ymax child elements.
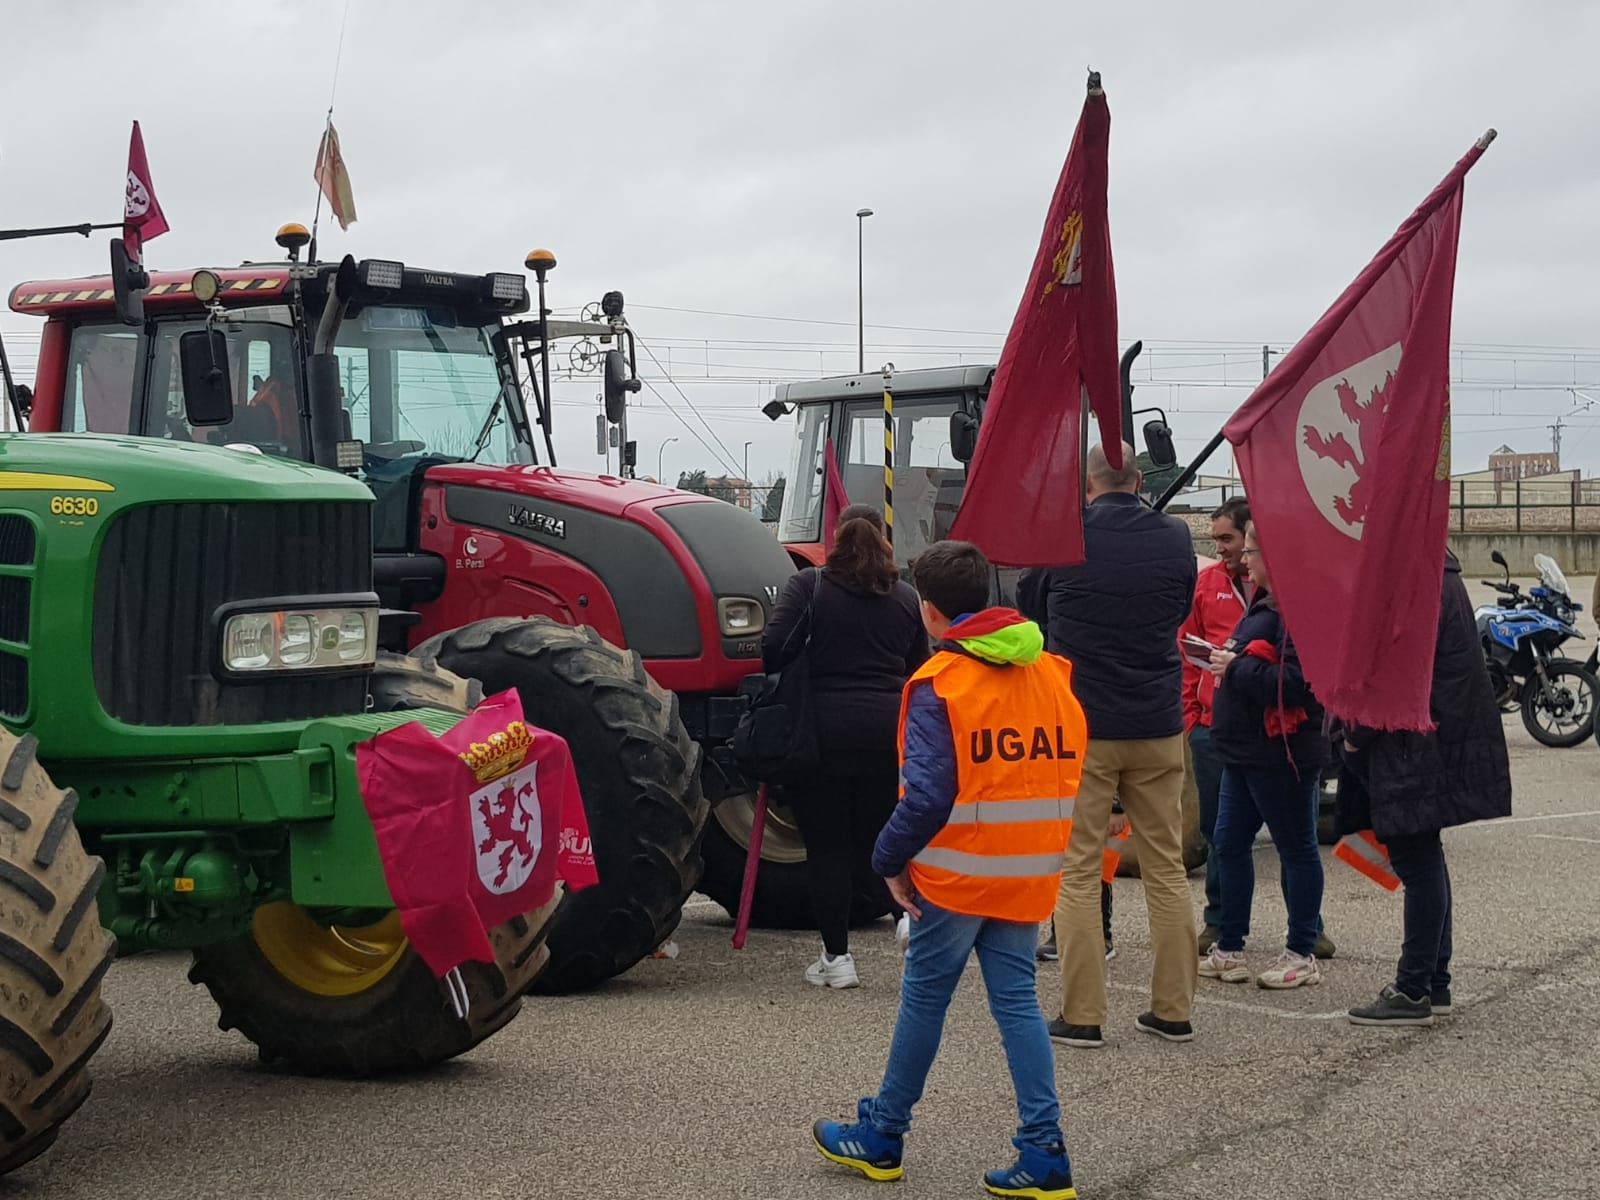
<box><xmin>1222</xmin><ymin>134</ymin><xmax>1494</xmax><ymax>732</ymax></box>
<box><xmin>949</xmin><ymin>72</ymin><xmax>1120</xmax><ymax>567</ymax></box>
<box><xmin>355</xmin><ymin>689</ymin><xmax>596</xmax><ymax>977</ymax></box>
<box><xmin>123</xmin><ymin>121</ymin><xmax>168</xmax><ymax>265</ymax></box>
<box><xmin>822</xmin><ymin>436</ymin><xmax>848</xmax><ymax>540</ymax></box>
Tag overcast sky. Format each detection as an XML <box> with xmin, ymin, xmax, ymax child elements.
<box><xmin>3</xmin><ymin>0</ymin><xmax>1597</xmax><ymax>489</ymax></box>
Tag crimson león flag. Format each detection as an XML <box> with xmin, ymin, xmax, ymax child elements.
<box><xmin>822</xmin><ymin>437</ymin><xmax>848</xmax><ymax>540</ymax></box>
<box><xmin>1222</xmin><ymin>133</ymin><xmax>1494</xmax><ymax>732</ymax></box>
<box><xmin>355</xmin><ymin>689</ymin><xmax>597</xmax><ymax>977</ymax></box>
<box><xmin>949</xmin><ymin>71</ymin><xmax>1120</xmax><ymax>567</ymax></box>
<box><xmin>123</xmin><ymin>121</ymin><xmax>168</xmax><ymax>264</ymax></box>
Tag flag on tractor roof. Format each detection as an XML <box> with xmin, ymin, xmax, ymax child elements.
<box><xmin>314</xmin><ymin>121</ymin><xmax>358</xmax><ymax>231</ymax></box>
<box><xmin>355</xmin><ymin>688</ymin><xmax>596</xmax><ymax>978</ymax></box>
<box><xmin>949</xmin><ymin>70</ymin><xmax>1120</xmax><ymax>567</ymax></box>
<box><xmin>123</xmin><ymin>120</ymin><xmax>169</xmax><ymax>265</ymax></box>
<box><xmin>1221</xmin><ymin>132</ymin><xmax>1495</xmax><ymax>732</ymax></box>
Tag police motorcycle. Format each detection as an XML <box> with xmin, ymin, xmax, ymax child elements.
<box><xmin>1477</xmin><ymin>550</ymin><xmax>1597</xmax><ymax>747</ymax></box>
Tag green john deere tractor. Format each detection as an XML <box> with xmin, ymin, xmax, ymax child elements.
<box><xmin>0</xmin><ymin>432</ymin><xmax>561</xmax><ymax>1177</ymax></box>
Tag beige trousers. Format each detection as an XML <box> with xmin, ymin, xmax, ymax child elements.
<box><xmin>1054</xmin><ymin>735</ymin><xmax>1197</xmax><ymax>1025</ymax></box>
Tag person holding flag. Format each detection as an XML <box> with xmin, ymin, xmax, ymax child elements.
<box><xmin>1217</xmin><ymin>131</ymin><xmax>1510</xmax><ymax>1023</ymax></box>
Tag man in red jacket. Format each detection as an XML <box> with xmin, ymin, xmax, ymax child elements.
<box><xmin>1179</xmin><ymin>497</ymin><xmax>1333</xmax><ymax>958</ymax></box>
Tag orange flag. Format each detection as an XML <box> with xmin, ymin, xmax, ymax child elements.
<box><xmin>314</xmin><ymin>122</ymin><xmax>358</xmax><ymax>231</ymax></box>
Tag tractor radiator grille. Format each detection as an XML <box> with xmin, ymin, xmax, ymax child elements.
<box><xmin>92</xmin><ymin>501</ymin><xmax>372</xmax><ymax>726</ymax></box>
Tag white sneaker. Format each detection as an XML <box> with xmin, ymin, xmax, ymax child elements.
<box><xmin>1198</xmin><ymin>947</ymin><xmax>1250</xmax><ymax>983</ymax></box>
<box><xmin>805</xmin><ymin>951</ymin><xmax>860</xmax><ymax>989</ymax></box>
<box><xmin>1257</xmin><ymin>949</ymin><xmax>1321</xmax><ymax>990</ymax></box>
<box><xmin>895</xmin><ymin>913</ymin><xmax>911</xmax><ymax>951</ymax></box>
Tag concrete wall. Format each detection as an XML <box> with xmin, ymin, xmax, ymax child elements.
<box><xmin>1181</xmin><ymin>517</ymin><xmax>1599</xmax><ymax>577</ymax></box>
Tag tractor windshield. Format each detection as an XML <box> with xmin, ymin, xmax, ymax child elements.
<box><xmin>778</xmin><ymin>393</ymin><xmax>968</xmax><ymax>563</ymax></box>
<box><xmin>334</xmin><ymin>305</ymin><xmax>522</xmax><ymax>464</ymax></box>
<box><xmin>776</xmin><ymin>402</ymin><xmax>831</xmax><ymax>544</ymax></box>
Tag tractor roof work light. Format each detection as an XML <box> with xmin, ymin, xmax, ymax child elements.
<box><xmin>191</xmin><ymin>270</ymin><xmax>221</xmax><ymax>304</ymax></box>
<box><xmin>487</xmin><ymin>272</ymin><xmax>526</xmax><ymax>303</ymax></box>
<box><xmin>762</xmin><ymin>399</ymin><xmax>792</xmax><ymax>422</ymax></box>
<box><xmin>359</xmin><ymin>259</ymin><xmax>404</xmax><ymax>290</ymax></box>
<box><xmin>525</xmin><ymin>248</ymin><xmax>556</xmax><ymax>278</ymax></box>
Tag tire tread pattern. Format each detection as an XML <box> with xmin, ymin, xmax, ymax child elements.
<box><xmin>0</xmin><ymin>729</ymin><xmax>116</xmax><ymax>1178</ymax></box>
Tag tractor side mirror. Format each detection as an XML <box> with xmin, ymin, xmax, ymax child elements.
<box><xmin>603</xmin><ymin>348</ymin><xmax>640</xmax><ymax>424</ymax></box>
<box><xmin>1142</xmin><ymin>419</ymin><xmax>1177</xmax><ymax>468</ymax></box>
<box><xmin>949</xmin><ymin>411</ymin><xmax>980</xmax><ymax>464</ymax></box>
<box><xmin>179</xmin><ymin>329</ymin><xmax>235</xmax><ymax>426</ymax></box>
<box><xmin>110</xmin><ymin>238</ymin><xmax>149</xmax><ymax>328</ymax></box>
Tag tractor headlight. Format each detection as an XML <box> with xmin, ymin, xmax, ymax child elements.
<box><xmin>219</xmin><ymin>598</ymin><xmax>379</xmax><ymax>676</ymax></box>
<box><xmin>717</xmin><ymin>597</ymin><xmax>765</xmax><ymax>638</ymax></box>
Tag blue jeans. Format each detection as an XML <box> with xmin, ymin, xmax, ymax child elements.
<box><xmin>867</xmin><ymin>898</ymin><xmax>1066</xmax><ymax>1155</ymax></box>
<box><xmin>1190</xmin><ymin>726</ymin><xmax>1225</xmax><ymax>929</ymax></box>
<box><xmin>1214</xmin><ymin>764</ymin><xmax>1324</xmax><ymax>957</ymax></box>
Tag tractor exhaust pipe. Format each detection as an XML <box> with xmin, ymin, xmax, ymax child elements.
<box><xmin>306</xmin><ymin>256</ymin><xmax>358</xmax><ymax>470</ymax></box>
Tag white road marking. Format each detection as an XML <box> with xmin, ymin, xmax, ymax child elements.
<box><xmin>1478</xmin><ymin>808</ymin><xmax>1600</xmax><ymax>827</ymax></box>
<box><xmin>1530</xmin><ymin>834</ymin><xmax>1600</xmax><ymax>845</ymax></box>
<box><xmin>1106</xmin><ymin>980</ymin><xmax>1350</xmax><ymax>1021</ymax></box>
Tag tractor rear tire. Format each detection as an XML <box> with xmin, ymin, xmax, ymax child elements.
<box><xmin>185</xmin><ymin>653</ymin><xmax>559</xmax><ymax>1074</ymax></box>
<box><xmin>697</xmin><ymin>789</ymin><xmax>894</xmax><ymax>929</ymax></box>
<box><xmin>415</xmin><ymin>618</ymin><xmax>707</xmax><ymax>994</ymax></box>
<box><xmin>0</xmin><ymin>731</ymin><xmax>117</xmax><ymax>1178</ymax></box>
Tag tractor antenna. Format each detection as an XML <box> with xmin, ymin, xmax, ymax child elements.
<box><xmin>308</xmin><ymin>0</ymin><xmax>353</xmax><ymax>266</ymax></box>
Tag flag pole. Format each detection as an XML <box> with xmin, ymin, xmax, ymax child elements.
<box><xmin>882</xmin><ymin>361</ymin><xmax>895</xmax><ymax>549</ymax></box>
<box><xmin>308</xmin><ymin>0</ymin><xmax>353</xmax><ymax>266</ymax></box>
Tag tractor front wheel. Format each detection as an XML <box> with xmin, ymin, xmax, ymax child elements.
<box><xmin>416</xmin><ymin>618</ymin><xmax>707</xmax><ymax>994</ymax></box>
<box><xmin>0</xmin><ymin>731</ymin><xmax>117</xmax><ymax>1178</ymax></box>
<box><xmin>186</xmin><ymin>652</ymin><xmax>559</xmax><ymax>1073</ymax></box>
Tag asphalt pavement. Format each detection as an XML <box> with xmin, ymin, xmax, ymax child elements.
<box><xmin>9</xmin><ymin>579</ymin><xmax>1599</xmax><ymax>1200</ymax></box>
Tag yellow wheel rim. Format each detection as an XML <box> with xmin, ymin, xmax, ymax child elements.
<box><xmin>250</xmin><ymin>903</ymin><xmax>409</xmax><ymax>997</ymax></box>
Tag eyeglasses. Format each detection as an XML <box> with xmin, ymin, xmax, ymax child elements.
<box><xmin>1240</xmin><ymin>547</ymin><xmax>1261</xmax><ymax>559</ymax></box>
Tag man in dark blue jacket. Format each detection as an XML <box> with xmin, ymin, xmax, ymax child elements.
<box><xmin>1019</xmin><ymin>441</ymin><xmax>1199</xmax><ymax>1048</ymax></box>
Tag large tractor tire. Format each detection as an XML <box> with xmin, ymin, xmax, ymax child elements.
<box><xmin>186</xmin><ymin>653</ymin><xmax>559</xmax><ymax>1074</ymax></box>
<box><xmin>698</xmin><ymin>789</ymin><xmax>894</xmax><ymax>929</ymax></box>
<box><xmin>415</xmin><ymin>618</ymin><xmax>707</xmax><ymax>994</ymax></box>
<box><xmin>0</xmin><ymin>732</ymin><xmax>117</xmax><ymax>1177</ymax></box>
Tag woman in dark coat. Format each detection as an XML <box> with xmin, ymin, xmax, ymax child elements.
<box><xmin>762</xmin><ymin>504</ymin><xmax>929</xmax><ymax>988</ymax></box>
<box><xmin>1337</xmin><ymin>550</ymin><xmax>1512</xmax><ymax>1025</ymax></box>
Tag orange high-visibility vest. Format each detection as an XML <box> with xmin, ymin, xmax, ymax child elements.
<box><xmin>898</xmin><ymin>648</ymin><xmax>1088</xmax><ymax>922</ymax></box>
<box><xmin>1334</xmin><ymin>830</ymin><xmax>1400</xmax><ymax>891</ymax></box>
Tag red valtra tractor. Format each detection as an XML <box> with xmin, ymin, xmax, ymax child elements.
<box><xmin>8</xmin><ymin>226</ymin><xmax>797</xmax><ymax>987</ymax></box>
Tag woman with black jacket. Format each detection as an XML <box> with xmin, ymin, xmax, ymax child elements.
<box><xmin>762</xmin><ymin>505</ymin><xmax>930</xmax><ymax>988</ymax></box>
<box><xmin>1337</xmin><ymin>550</ymin><xmax>1512</xmax><ymax>1025</ymax></box>
<box><xmin>1199</xmin><ymin>522</ymin><xmax>1329</xmax><ymax>991</ymax></box>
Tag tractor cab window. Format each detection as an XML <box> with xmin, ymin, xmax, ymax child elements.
<box><xmin>333</xmin><ymin>305</ymin><xmax>519</xmax><ymax>553</ymax></box>
<box><xmin>776</xmin><ymin>401</ymin><xmax>831</xmax><ymax>544</ymax></box>
<box><xmin>334</xmin><ymin>306</ymin><xmax>515</xmax><ymax>465</ymax></box>
<box><xmin>839</xmin><ymin>394</ymin><xmax>968</xmax><ymax>565</ymax></box>
<box><xmin>144</xmin><ymin>313</ymin><xmax>304</xmax><ymax>458</ymax></box>
<box><xmin>62</xmin><ymin>325</ymin><xmax>140</xmax><ymax>433</ymax></box>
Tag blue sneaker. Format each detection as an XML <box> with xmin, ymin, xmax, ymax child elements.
<box><xmin>983</xmin><ymin>1142</ymin><xmax>1075</xmax><ymax>1199</ymax></box>
<box><xmin>812</xmin><ymin>1099</ymin><xmax>904</xmax><ymax>1182</ymax></box>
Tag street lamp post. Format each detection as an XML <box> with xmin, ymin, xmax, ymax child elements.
<box><xmin>856</xmin><ymin>208</ymin><xmax>873</xmax><ymax>374</ymax></box>
<box><xmin>658</xmin><ymin>436</ymin><xmax>679</xmax><ymax>485</ymax></box>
